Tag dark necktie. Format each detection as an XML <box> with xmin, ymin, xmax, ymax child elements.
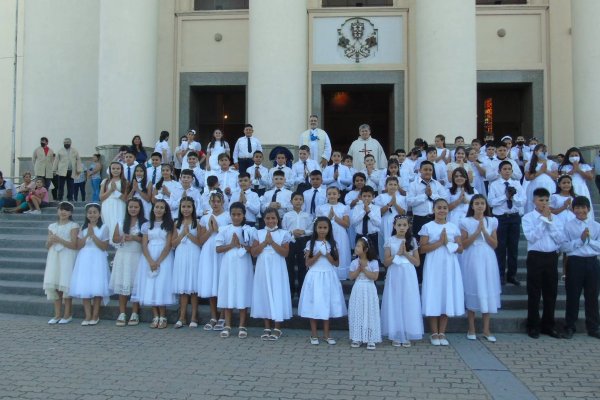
<box><xmin>194</xmin><ymin>175</ymin><xmax>200</xmax><ymax>188</ymax></box>
<box><xmin>431</xmin><ymin>166</ymin><xmax>437</xmax><ymax>181</ymax></box>
<box><xmin>504</xmin><ymin>181</ymin><xmax>513</xmax><ymax>209</ymax></box>
<box><xmin>152</xmin><ymin>168</ymin><xmax>157</xmax><ymax>185</ymax></box>
<box><xmin>254</xmin><ymin>167</ymin><xmax>259</xmax><ymax>190</ymax></box>
<box><xmin>127</xmin><ymin>166</ymin><xmax>131</xmax><ymax>182</ymax></box>
<box><xmin>422</xmin><ymin>180</ymin><xmax>433</xmax><ymax>202</ymax></box>
<box><xmin>362</xmin><ymin>210</ymin><xmax>369</xmax><ymax>235</ymax></box>
<box><xmin>271</xmin><ymin>188</ymin><xmax>281</xmax><ymax>203</ymax></box>
<box><xmin>247</xmin><ymin>137</ymin><xmax>252</xmax><ymax>153</ymax></box>
<box><xmin>304</xmin><ymin>161</ymin><xmax>309</xmax><ymax>183</ymax></box>
<box><xmin>334</xmin><ymin>164</ymin><xmax>339</xmax><ymax>173</ymax></box>
<box><xmin>310</xmin><ymin>189</ymin><xmax>318</xmax><ymax>214</ymax></box>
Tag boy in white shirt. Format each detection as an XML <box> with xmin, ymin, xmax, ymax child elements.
<box><xmin>186</xmin><ymin>152</ymin><xmax>205</xmax><ymax>190</ymax></box>
<box><xmin>261</xmin><ymin>170</ymin><xmax>292</xmax><ymax>218</ymax></box>
<box><xmin>230</xmin><ymin>172</ymin><xmax>260</xmax><ymax>227</ymax></box>
<box><xmin>146</xmin><ymin>152</ymin><xmax>163</xmax><ymax>187</ymax></box>
<box><xmin>322</xmin><ymin>150</ymin><xmax>352</xmax><ymax>191</ymax></box>
<box><xmin>350</xmin><ymin>185</ymin><xmax>382</xmax><ymax>258</ymax></box>
<box><xmin>342</xmin><ymin>155</ymin><xmax>356</xmax><ymax>177</ymax></box>
<box><xmin>268</xmin><ymin>151</ymin><xmax>294</xmax><ymax>190</ymax></box>
<box><xmin>206</xmin><ymin>153</ymin><xmax>239</xmax><ymax>199</ymax></box>
<box><xmin>292</xmin><ymin>145</ymin><xmax>320</xmax><ymax>193</ymax></box>
<box><xmin>201</xmin><ymin>175</ymin><xmax>229</xmax><ymax>213</ymax></box>
<box><xmin>179</xmin><ymin>129</ymin><xmax>202</xmax><ymax>170</ymax></box>
<box><xmin>282</xmin><ymin>192</ymin><xmax>313</xmax><ymax>297</ymax></box>
<box><xmin>246</xmin><ymin>150</ymin><xmax>270</xmax><ymax>197</ymax></box>
<box><xmin>302</xmin><ymin>170</ymin><xmax>327</xmax><ymax>217</ymax></box>
<box><xmin>172</xmin><ymin>169</ymin><xmax>202</xmax><ymax>216</ymax></box>
<box><xmin>233</xmin><ymin>123</ymin><xmax>263</xmax><ymax>173</ymax></box>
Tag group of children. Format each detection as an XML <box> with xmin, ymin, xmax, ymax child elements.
<box><xmin>41</xmin><ymin>128</ymin><xmax>600</xmax><ymax>347</ymax></box>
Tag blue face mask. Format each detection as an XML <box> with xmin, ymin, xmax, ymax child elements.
<box><xmin>538</xmin><ymin>152</ymin><xmax>547</xmax><ymax>160</ymax></box>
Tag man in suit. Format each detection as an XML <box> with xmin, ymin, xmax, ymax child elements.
<box><xmin>32</xmin><ymin>137</ymin><xmax>55</xmax><ymax>190</ymax></box>
<box><xmin>52</xmin><ymin>138</ymin><xmax>82</xmax><ymax>201</ymax></box>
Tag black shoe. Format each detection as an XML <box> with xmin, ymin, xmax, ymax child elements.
<box><xmin>540</xmin><ymin>328</ymin><xmax>561</xmax><ymax>339</ymax></box>
<box><xmin>528</xmin><ymin>329</ymin><xmax>540</xmax><ymax>339</ymax></box>
<box><xmin>506</xmin><ymin>277</ymin><xmax>521</xmax><ymax>286</ymax></box>
<box><xmin>562</xmin><ymin>328</ymin><xmax>575</xmax><ymax>339</ymax></box>
<box><xmin>587</xmin><ymin>331</ymin><xmax>600</xmax><ymax>339</ymax></box>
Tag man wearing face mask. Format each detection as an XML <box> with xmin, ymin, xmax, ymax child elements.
<box><xmin>52</xmin><ymin>138</ymin><xmax>83</xmax><ymax>201</ymax></box>
<box><xmin>32</xmin><ymin>137</ymin><xmax>55</xmax><ymax>190</ymax></box>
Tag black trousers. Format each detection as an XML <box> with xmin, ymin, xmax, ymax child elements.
<box><xmin>412</xmin><ymin>214</ymin><xmax>433</xmax><ymax>283</ymax></box>
<box><xmin>286</xmin><ymin>236</ymin><xmax>309</xmax><ymax>296</ymax></box>
<box><xmin>526</xmin><ymin>250</ymin><xmax>559</xmax><ymax>330</ymax></box>
<box><xmin>595</xmin><ymin>175</ymin><xmax>600</xmax><ymax>196</ymax></box>
<box><xmin>57</xmin><ymin>170</ymin><xmax>74</xmax><ymax>201</ymax></box>
<box><xmin>238</xmin><ymin>158</ymin><xmax>253</xmax><ymax>175</ymax></box>
<box><xmin>565</xmin><ymin>256</ymin><xmax>600</xmax><ymax>333</ymax></box>
<box><xmin>495</xmin><ymin>213</ymin><xmax>521</xmax><ymax>279</ymax></box>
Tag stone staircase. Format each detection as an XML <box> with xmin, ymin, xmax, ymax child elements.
<box><xmin>0</xmin><ymin>203</ymin><xmax>598</xmax><ymax>332</ymax></box>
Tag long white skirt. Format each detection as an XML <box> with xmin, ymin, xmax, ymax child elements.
<box><xmin>251</xmin><ymin>249</ymin><xmax>292</xmax><ymax>322</ymax></box>
<box><xmin>69</xmin><ymin>247</ymin><xmax>111</xmax><ymax>305</ymax></box>
<box><xmin>348</xmin><ymin>279</ymin><xmax>382</xmax><ymax>343</ymax></box>
<box><xmin>298</xmin><ymin>263</ymin><xmax>347</xmax><ymax>320</ymax></box>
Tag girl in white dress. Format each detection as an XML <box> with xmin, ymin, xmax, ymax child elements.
<box><xmin>419</xmin><ymin>198</ymin><xmax>465</xmax><ymax>346</ymax></box>
<box><xmin>460</xmin><ymin>195</ymin><xmax>501</xmax><ymax>342</ymax></box>
<box><xmin>344</xmin><ymin>172</ymin><xmax>367</xmax><ymax>249</ymax></box>
<box><xmin>374</xmin><ymin>176</ymin><xmax>407</xmax><ymax>262</ymax></box>
<box><xmin>206</xmin><ymin>129</ymin><xmax>231</xmax><ymax>171</ymax></box>
<box><xmin>215</xmin><ymin>202</ymin><xmax>256</xmax><ymax>339</ymax></box>
<box><xmin>69</xmin><ymin>204</ymin><xmax>111</xmax><ymax>326</ymax></box>
<box><xmin>447</xmin><ymin>167</ymin><xmax>477</xmax><ymax>226</ymax></box>
<box><xmin>378</xmin><ymin>159</ymin><xmax>403</xmax><ymax>194</ymax></box>
<box><xmin>100</xmin><ymin>162</ymin><xmax>127</xmax><ymax>244</ymax></box>
<box><xmin>316</xmin><ymin>187</ymin><xmax>351</xmax><ymax>280</ymax></box>
<box><xmin>550</xmin><ymin>175</ymin><xmax>576</xmax><ymax>226</ymax></box>
<box><xmin>361</xmin><ymin>154</ymin><xmax>381</xmax><ymax>193</ymax></box>
<box><xmin>524</xmin><ymin>144</ymin><xmax>558</xmax><ymax>213</ymax></box>
<box><xmin>298</xmin><ymin>217</ymin><xmax>348</xmax><ymax>346</ymax></box>
<box><xmin>43</xmin><ymin>202</ymin><xmax>79</xmax><ymax>324</ymax></box>
<box><xmin>152</xmin><ymin>164</ymin><xmax>183</xmax><ymax>220</ymax></box>
<box><xmin>128</xmin><ymin>164</ymin><xmax>152</xmax><ymax>221</ymax></box>
<box><xmin>557</xmin><ymin>147</ymin><xmax>595</xmax><ymax>218</ymax></box>
<box><xmin>348</xmin><ymin>237</ymin><xmax>381</xmax><ymax>350</ymax></box>
<box><xmin>251</xmin><ymin>207</ymin><xmax>293</xmax><ymax>340</ymax></box>
<box><xmin>468</xmin><ymin>148</ymin><xmax>487</xmax><ymax>196</ymax></box>
<box><xmin>110</xmin><ymin>198</ymin><xmax>146</xmax><ymax>326</ymax></box>
<box><xmin>197</xmin><ymin>191</ymin><xmax>231</xmax><ymax>331</ymax></box>
<box><xmin>171</xmin><ymin>197</ymin><xmax>202</xmax><ymax>329</ymax></box>
<box><xmin>381</xmin><ymin>216</ymin><xmax>423</xmax><ymax>347</ymax></box>
<box><xmin>446</xmin><ymin>146</ymin><xmax>474</xmax><ymax>185</ymax></box>
<box><xmin>131</xmin><ymin>199</ymin><xmax>176</xmax><ymax>329</ymax></box>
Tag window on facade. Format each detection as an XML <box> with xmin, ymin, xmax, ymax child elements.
<box><xmin>476</xmin><ymin>0</ymin><xmax>527</xmax><ymax>5</ymax></box>
<box><xmin>194</xmin><ymin>0</ymin><xmax>248</xmax><ymax>11</ymax></box>
<box><xmin>322</xmin><ymin>0</ymin><xmax>393</xmax><ymax>7</ymax></box>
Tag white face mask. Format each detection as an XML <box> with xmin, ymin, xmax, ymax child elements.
<box><xmin>569</xmin><ymin>156</ymin><xmax>580</xmax><ymax>163</ymax></box>
<box><xmin>529</xmin><ymin>144</ymin><xmax>537</xmax><ymax>151</ymax></box>
<box><xmin>538</xmin><ymin>152</ymin><xmax>547</xmax><ymax>160</ymax></box>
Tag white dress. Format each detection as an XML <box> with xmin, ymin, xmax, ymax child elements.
<box><xmin>459</xmin><ymin>217</ymin><xmax>501</xmax><ymax>313</ymax></box>
<box><xmin>348</xmin><ymin>259</ymin><xmax>382</xmax><ymax>344</ymax></box>
<box><xmin>196</xmin><ymin>212</ymin><xmax>231</xmax><ymax>298</ymax></box>
<box><xmin>216</xmin><ymin>224</ymin><xmax>256</xmax><ymax>309</ymax></box>
<box><xmin>69</xmin><ymin>225</ymin><xmax>111</xmax><ymax>305</ymax></box>
<box><xmin>469</xmin><ymin>161</ymin><xmax>487</xmax><ymax>196</ymax></box>
<box><xmin>419</xmin><ymin>221</ymin><xmax>465</xmax><ymax>317</ymax></box>
<box><xmin>133</xmin><ymin>185</ymin><xmax>152</xmax><ymax>221</ymax></box>
<box><xmin>373</xmin><ymin>192</ymin><xmax>407</xmax><ymax>261</ymax></box>
<box><xmin>109</xmin><ymin>222</ymin><xmax>143</xmax><ymax>296</ymax></box>
<box><xmin>447</xmin><ymin>189</ymin><xmax>477</xmax><ymax>227</ymax></box>
<box><xmin>101</xmin><ymin>179</ymin><xmax>126</xmax><ymax>243</ymax></box>
<box><xmin>298</xmin><ymin>241</ymin><xmax>348</xmax><ymax>320</ymax></box>
<box><xmin>171</xmin><ymin>223</ymin><xmax>201</xmax><ymax>295</ymax></box>
<box><xmin>208</xmin><ymin>141</ymin><xmax>227</xmax><ymax>171</ymax></box>
<box><xmin>316</xmin><ymin>203</ymin><xmax>351</xmax><ymax>279</ymax></box>
<box><xmin>251</xmin><ymin>229</ymin><xmax>293</xmax><ymax>322</ymax></box>
<box><xmin>131</xmin><ymin>223</ymin><xmax>176</xmax><ymax>306</ymax></box>
<box><xmin>381</xmin><ymin>237</ymin><xmax>424</xmax><ymax>342</ymax></box>
<box><xmin>344</xmin><ymin>190</ymin><xmax>361</xmax><ymax>249</ymax></box>
<box><xmin>43</xmin><ymin>221</ymin><xmax>80</xmax><ymax>300</ymax></box>
<box><xmin>558</xmin><ymin>164</ymin><xmax>594</xmax><ymax>218</ymax></box>
<box><xmin>550</xmin><ymin>194</ymin><xmax>576</xmax><ymax>226</ymax></box>
<box><xmin>524</xmin><ymin>160</ymin><xmax>557</xmax><ymax>213</ymax></box>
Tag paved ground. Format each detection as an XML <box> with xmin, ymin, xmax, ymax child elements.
<box><xmin>1</xmin><ymin>313</ymin><xmax>598</xmax><ymax>400</ymax></box>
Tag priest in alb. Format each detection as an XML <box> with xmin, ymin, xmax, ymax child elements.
<box><xmin>347</xmin><ymin>124</ymin><xmax>388</xmax><ymax>170</ymax></box>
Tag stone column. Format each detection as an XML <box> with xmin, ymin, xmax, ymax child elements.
<box><xmin>97</xmin><ymin>0</ymin><xmax>159</xmax><ymax>159</ymax></box>
<box><xmin>571</xmin><ymin>0</ymin><xmax>600</xmax><ymax>147</ymax></box>
<box><xmin>414</xmin><ymin>1</ymin><xmax>477</xmax><ymax>143</ymax></box>
<box><xmin>247</xmin><ymin>0</ymin><xmax>308</xmax><ymax>150</ymax></box>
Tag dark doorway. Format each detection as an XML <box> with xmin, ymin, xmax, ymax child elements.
<box><xmin>189</xmin><ymin>85</ymin><xmax>246</xmax><ymax>146</ymax></box>
<box><xmin>477</xmin><ymin>83</ymin><xmax>533</xmax><ymax>141</ymax></box>
<box><xmin>322</xmin><ymin>84</ymin><xmax>394</xmax><ymax>155</ymax></box>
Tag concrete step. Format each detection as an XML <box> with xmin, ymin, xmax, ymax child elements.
<box><xmin>0</xmin><ymin>268</ymin><xmax>45</xmax><ymax>282</ymax></box>
<box><xmin>0</xmin><ymin>292</ymin><xmax>588</xmax><ymax>333</ymax></box>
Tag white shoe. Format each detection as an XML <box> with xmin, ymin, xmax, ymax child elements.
<box><xmin>391</xmin><ymin>341</ymin><xmax>402</xmax><ymax>347</ymax></box>
<box><xmin>31</xmin><ymin>210</ymin><xmax>42</xmax><ymax>215</ymax></box>
<box><xmin>116</xmin><ymin>313</ymin><xmax>127</xmax><ymax>326</ymax></box>
<box><xmin>351</xmin><ymin>341</ymin><xmax>361</xmax><ymax>348</ymax></box>
<box><xmin>325</xmin><ymin>337</ymin><xmax>337</xmax><ymax>345</ymax></box>
<box><xmin>439</xmin><ymin>334</ymin><xmax>450</xmax><ymax>346</ymax></box>
<box><xmin>88</xmin><ymin>319</ymin><xmax>99</xmax><ymax>326</ymax></box>
<box><xmin>466</xmin><ymin>332</ymin><xmax>477</xmax><ymax>340</ymax></box>
<box><xmin>48</xmin><ymin>317</ymin><xmax>60</xmax><ymax>325</ymax></box>
<box><xmin>23</xmin><ymin>210</ymin><xmax>32</xmax><ymax>214</ymax></box>
<box><xmin>81</xmin><ymin>320</ymin><xmax>90</xmax><ymax>326</ymax></box>
<box><xmin>430</xmin><ymin>334</ymin><xmax>441</xmax><ymax>346</ymax></box>
<box><xmin>58</xmin><ymin>317</ymin><xmax>72</xmax><ymax>324</ymax></box>
<box><xmin>483</xmin><ymin>335</ymin><xmax>497</xmax><ymax>343</ymax></box>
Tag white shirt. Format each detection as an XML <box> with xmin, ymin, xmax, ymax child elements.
<box><xmin>560</xmin><ymin>218</ymin><xmax>600</xmax><ymax>257</ymax></box>
<box><xmin>322</xmin><ymin>163</ymin><xmax>352</xmax><ymax>190</ymax></box>
<box><xmin>522</xmin><ymin>209</ymin><xmax>565</xmax><ymax>252</ymax></box>
<box><xmin>351</xmin><ymin>203</ymin><xmax>382</xmax><ymax>235</ymax></box>
<box><xmin>268</xmin><ymin>165</ymin><xmax>294</xmax><ymax>190</ymax></box>
<box><xmin>181</xmin><ymin>141</ymin><xmax>202</xmax><ymax>170</ymax></box>
<box><xmin>233</xmin><ymin>136</ymin><xmax>263</xmax><ymax>162</ymax></box>
<box><xmin>303</xmin><ymin>186</ymin><xmax>327</xmax><ymax>216</ymax></box>
<box><xmin>406</xmin><ymin>178</ymin><xmax>449</xmax><ymax>217</ymax></box>
<box><xmin>291</xmin><ymin>159</ymin><xmax>321</xmax><ymax>186</ymax></box>
<box><xmin>361</xmin><ymin>168</ymin><xmax>382</xmax><ymax>191</ymax></box>
<box><xmin>282</xmin><ymin>210</ymin><xmax>313</xmax><ymax>242</ymax></box>
<box><xmin>154</xmin><ymin>141</ymin><xmax>172</xmax><ymax>163</ymax></box>
<box><xmin>123</xmin><ymin>162</ymin><xmax>139</xmax><ymax>183</ymax></box>
<box><xmin>189</xmin><ymin>166</ymin><xmax>205</xmax><ymax>189</ymax></box>
<box><xmin>206</xmin><ymin>168</ymin><xmax>239</xmax><ymax>195</ymax></box>
<box><xmin>485</xmin><ymin>157</ymin><xmax>522</xmax><ymax>183</ymax></box>
<box><xmin>229</xmin><ymin>188</ymin><xmax>260</xmax><ymax>223</ymax></box>
<box><xmin>261</xmin><ymin>187</ymin><xmax>293</xmax><ymax>217</ymax></box>
<box><xmin>246</xmin><ymin>164</ymin><xmax>271</xmax><ymax>189</ymax></box>
<box><xmin>487</xmin><ymin>178</ymin><xmax>526</xmax><ymax>216</ymax></box>
<box><xmin>172</xmin><ymin>186</ymin><xmax>203</xmax><ymax>217</ymax></box>
<box><xmin>146</xmin><ymin>165</ymin><xmax>162</xmax><ymax>186</ymax></box>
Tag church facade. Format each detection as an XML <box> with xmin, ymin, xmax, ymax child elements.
<box><xmin>0</xmin><ymin>0</ymin><xmax>598</xmax><ymax>175</ymax></box>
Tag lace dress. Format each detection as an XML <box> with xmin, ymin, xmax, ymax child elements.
<box><xmin>348</xmin><ymin>259</ymin><xmax>382</xmax><ymax>344</ymax></box>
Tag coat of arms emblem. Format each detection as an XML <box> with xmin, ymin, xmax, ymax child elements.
<box><xmin>337</xmin><ymin>17</ymin><xmax>378</xmax><ymax>63</ymax></box>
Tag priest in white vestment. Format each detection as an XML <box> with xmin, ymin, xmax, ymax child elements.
<box><xmin>299</xmin><ymin>115</ymin><xmax>332</xmax><ymax>169</ymax></box>
<box><xmin>347</xmin><ymin>124</ymin><xmax>388</xmax><ymax>170</ymax></box>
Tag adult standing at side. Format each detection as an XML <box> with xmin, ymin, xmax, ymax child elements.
<box><xmin>299</xmin><ymin>115</ymin><xmax>332</xmax><ymax>169</ymax></box>
<box><xmin>52</xmin><ymin>138</ymin><xmax>82</xmax><ymax>202</ymax></box>
<box><xmin>594</xmin><ymin>149</ymin><xmax>600</xmax><ymax>196</ymax></box>
<box><xmin>347</xmin><ymin>124</ymin><xmax>387</xmax><ymax>171</ymax></box>
<box><xmin>32</xmin><ymin>137</ymin><xmax>55</xmax><ymax>189</ymax></box>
